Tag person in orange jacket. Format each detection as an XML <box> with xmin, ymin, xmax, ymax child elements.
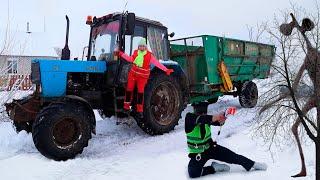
<box><xmin>115</xmin><ymin>38</ymin><xmax>174</xmax><ymax>117</ymax></box>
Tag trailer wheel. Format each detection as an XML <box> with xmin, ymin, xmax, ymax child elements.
<box><xmin>135</xmin><ymin>73</ymin><xmax>184</xmax><ymax>135</ymax></box>
<box><xmin>32</xmin><ymin>102</ymin><xmax>92</xmax><ymax>161</ymax></box>
<box><xmin>13</xmin><ymin>121</ymin><xmax>33</xmax><ymax>133</ymax></box>
<box><xmin>239</xmin><ymin>81</ymin><xmax>258</xmax><ymax>108</ymax></box>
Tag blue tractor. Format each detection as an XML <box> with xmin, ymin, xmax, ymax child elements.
<box><xmin>5</xmin><ymin>12</ymin><xmax>188</xmax><ymax>160</ymax></box>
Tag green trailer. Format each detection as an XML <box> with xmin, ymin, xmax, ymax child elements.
<box><xmin>170</xmin><ymin>35</ymin><xmax>275</xmax><ymax>107</ymax></box>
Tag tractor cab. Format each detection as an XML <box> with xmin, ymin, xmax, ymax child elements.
<box><xmin>86</xmin><ymin>12</ymin><xmax>172</xmax><ymax>86</ymax></box>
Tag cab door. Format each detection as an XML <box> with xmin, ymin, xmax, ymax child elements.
<box><xmin>117</xmin><ymin>24</ymin><xmax>147</xmax><ymax>86</ymax></box>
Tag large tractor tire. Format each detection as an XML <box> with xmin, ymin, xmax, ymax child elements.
<box><xmin>239</xmin><ymin>81</ymin><xmax>258</xmax><ymax>108</ymax></box>
<box><xmin>135</xmin><ymin>73</ymin><xmax>184</xmax><ymax>135</ymax></box>
<box><xmin>32</xmin><ymin>102</ymin><xmax>92</xmax><ymax>161</ymax></box>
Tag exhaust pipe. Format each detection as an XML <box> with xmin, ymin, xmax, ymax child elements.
<box><xmin>61</xmin><ymin>15</ymin><xmax>70</xmax><ymax>60</ymax></box>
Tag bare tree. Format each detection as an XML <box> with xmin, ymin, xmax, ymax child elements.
<box><xmin>256</xmin><ymin>3</ymin><xmax>320</xmax><ymax>179</ymax></box>
<box><xmin>0</xmin><ymin>0</ymin><xmax>15</xmax><ymax>56</ymax></box>
<box><xmin>54</xmin><ymin>47</ymin><xmax>62</xmax><ymax>58</ymax></box>
<box><xmin>247</xmin><ymin>22</ymin><xmax>268</xmax><ymax>43</ymax></box>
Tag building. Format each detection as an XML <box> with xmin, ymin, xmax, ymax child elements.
<box><xmin>0</xmin><ymin>54</ymin><xmax>58</xmax><ymax>75</ymax></box>
<box><xmin>0</xmin><ymin>29</ymin><xmax>59</xmax><ymax>90</ymax></box>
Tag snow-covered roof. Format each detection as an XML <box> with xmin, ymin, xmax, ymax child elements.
<box><xmin>0</xmin><ymin>30</ymin><xmax>57</xmax><ymax>57</ymax></box>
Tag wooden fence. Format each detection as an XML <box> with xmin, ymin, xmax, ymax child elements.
<box><xmin>0</xmin><ymin>74</ymin><xmax>32</xmax><ymax>91</ymax></box>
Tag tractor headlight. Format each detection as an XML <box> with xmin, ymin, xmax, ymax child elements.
<box><xmin>31</xmin><ymin>62</ymin><xmax>41</xmax><ymax>84</ymax></box>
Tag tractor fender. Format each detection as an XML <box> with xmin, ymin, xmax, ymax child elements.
<box><xmin>151</xmin><ymin>60</ymin><xmax>190</xmax><ymax>105</ymax></box>
<box><xmin>56</xmin><ymin>95</ymin><xmax>96</xmax><ymax>134</ymax></box>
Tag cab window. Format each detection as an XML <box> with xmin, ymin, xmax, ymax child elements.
<box><xmin>125</xmin><ymin>25</ymin><xmax>146</xmax><ymax>55</ymax></box>
<box><xmin>147</xmin><ymin>27</ymin><xmax>168</xmax><ymax>60</ymax></box>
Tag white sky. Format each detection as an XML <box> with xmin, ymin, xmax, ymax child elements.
<box><xmin>0</xmin><ymin>0</ymin><xmax>314</xmax><ymax>57</ymax></box>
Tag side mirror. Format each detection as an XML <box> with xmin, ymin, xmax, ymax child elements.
<box><xmin>302</xmin><ymin>18</ymin><xmax>315</xmax><ymax>32</ymax></box>
<box><xmin>126</xmin><ymin>13</ymin><xmax>135</xmax><ymax>35</ymax></box>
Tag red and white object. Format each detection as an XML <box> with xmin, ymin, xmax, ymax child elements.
<box><xmin>217</xmin><ymin>107</ymin><xmax>237</xmax><ymax>136</ymax></box>
<box><xmin>224</xmin><ymin>107</ymin><xmax>237</xmax><ymax>117</ymax></box>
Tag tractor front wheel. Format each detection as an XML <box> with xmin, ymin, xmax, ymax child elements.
<box><xmin>32</xmin><ymin>102</ymin><xmax>92</xmax><ymax>161</ymax></box>
<box><xmin>238</xmin><ymin>81</ymin><xmax>258</xmax><ymax>108</ymax></box>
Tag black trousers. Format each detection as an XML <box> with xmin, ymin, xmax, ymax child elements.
<box><xmin>188</xmin><ymin>143</ymin><xmax>255</xmax><ymax>178</ymax></box>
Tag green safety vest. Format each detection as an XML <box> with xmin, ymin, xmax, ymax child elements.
<box><xmin>133</xmin><ymin>50</ymin><xmax>147</xmax><ymax>67</ymax></box>
<box><xmin>186</xmin><ymin>124</ymin><xmax>211</xmax><ymax>154</ymax></box>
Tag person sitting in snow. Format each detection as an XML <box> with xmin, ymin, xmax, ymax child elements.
<box><xmin>185</xmin><ymin>102</ymin><xmax>267</xmax><ymax>178</ymax></box>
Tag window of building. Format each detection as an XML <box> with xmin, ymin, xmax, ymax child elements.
<box><xmin>7</xmin><ymin>58</ymin><xmax>18</xmax><ymax>74</ymax></box>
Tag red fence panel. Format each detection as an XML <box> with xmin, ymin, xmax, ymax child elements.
<box><xmin>6</xmin><ymin>74</ymin><xmax>32</xmax><ymax>91</ymax></box>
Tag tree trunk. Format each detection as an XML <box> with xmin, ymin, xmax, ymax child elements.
<box><xmin>316</xmin><ymin>36</ymin><xmax>320</xmax><ymax>180</ymax></box>
<box><xmin>316</xmin><ymin>142</ymin><xmax>320</xmax><ymax>180</ymax></box>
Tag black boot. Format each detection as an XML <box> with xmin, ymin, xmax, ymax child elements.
<box><xmin>123</xmin><ymin>91</ymin><xmax>133</xmax><ymax>113</ymax></box>
<box><xmin>135</xmin><ymin>93</ymin><xmax>144</xmax><ymax>119</ymax></box>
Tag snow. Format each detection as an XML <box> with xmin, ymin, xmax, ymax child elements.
<box><xmin>0</xmin><ymin>80</ymin><xmax>315</xmax><ymax>180</ymax></box>
<box><xmin>159</xmin><ymin>60</ymin><xmax>179</xmax><ymax>65</ymax></box>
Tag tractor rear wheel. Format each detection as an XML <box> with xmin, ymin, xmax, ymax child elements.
<box><xmin>134</xmin><ymin>73</ymin><xmax>184</xmax><ymax>135</ymax></box>
<box><xmin>239</xmin><ymin>81</ymin><xmax>258</xmax><ymax>108</ymax></box>
<box><xmin>32</xmin><ymin>102</ymin><xmax>92</xmax><ymax>161</ymax></box>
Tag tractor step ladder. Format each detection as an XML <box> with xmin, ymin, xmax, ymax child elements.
<box><xmin>112</xmin><ymin>88</ymin><xmax>125</xmax><ymax>116</ymax></box>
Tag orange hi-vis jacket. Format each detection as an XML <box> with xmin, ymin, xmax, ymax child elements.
<box><xmin>119</xmin><ymin>50</ymin><xmax>169</xmax><ymax>78</ymax></box>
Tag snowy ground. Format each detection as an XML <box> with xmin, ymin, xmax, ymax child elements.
<box><xmin>0</xmin><ymin>81</ymin><xmax>316</xmax><ymax>180</ymax></box>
